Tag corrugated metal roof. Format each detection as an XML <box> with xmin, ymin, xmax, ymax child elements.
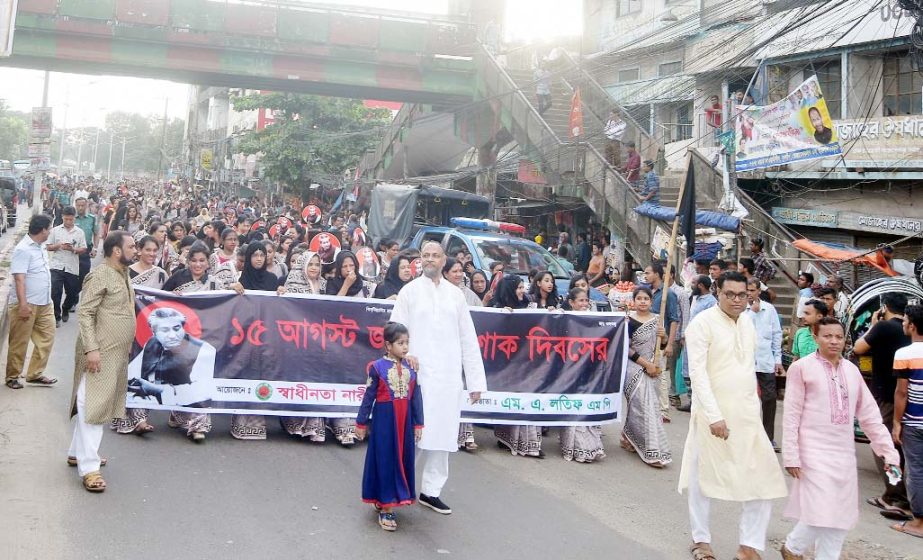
<box><xmin>606</xmin><ymin>75</ymin><xmax>696</xmax><ymax>105</ymax></box>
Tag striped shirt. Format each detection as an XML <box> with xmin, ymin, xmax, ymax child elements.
<box><xmin>893</xmin><ymin>341</ymin><xmax>923</xmax><ymax>429</ymax></box>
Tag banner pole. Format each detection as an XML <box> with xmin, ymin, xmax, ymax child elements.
<box><xmin>653</xmin><ymin>151</ymin><xmax>691</xmax><ymax>367</ymax></box>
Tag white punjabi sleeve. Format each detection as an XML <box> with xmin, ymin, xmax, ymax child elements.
<box><xmin>685</xmin><ymin>314</ymin><xmax>724</xmax><ymax>424</ymax></box>
<box><xmin>457</xmin><ymin>293</ymin><xmax>487</xmax><ymax>392</ymax></box>
<box><xmin>161</xmin><ymin>343</ymin><xmax>216</xmax><ymax>406</ymax></box>
<box><xmin>389</xmin><ymin>284</ymin><xmax>410</xmax><ymax>325</ymax></box>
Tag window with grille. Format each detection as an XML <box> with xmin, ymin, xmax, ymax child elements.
<box><xmin>617</xmin><ymin>0</ymin><xmax>641</xmax><ymax>17</ymax></box>
<box><xmin>659</xmin><ymin>61</ymin><xmax>683</xmax><ymax>77</ymax></box>
<box><xmin>814</xmin><ymin>60</ymin><xmax>842</xmax><ymax>118</ymax></box>
<box><xmin>675</xmin><ymin>103</ymin><xmax>693</xmax><ymax>141</ymax></box>
<box><xmin>883</xmin><ymin>52</ymin><xmax>923</xmax><ymax>116</ymax></box>
<box><xmin>618</xmin><ymin>68</ymin><xmax>640</xmax><ymax>83</ymax></box>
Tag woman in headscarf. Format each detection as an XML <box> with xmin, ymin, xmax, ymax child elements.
<box><xmin>372</xmin><ymin>251</ymin><xmax>413</xmax><ymax>300</ymax></box>
<box><xmin>159</xmin><ymin>242</ymin><xmax>240</xmax><ymax>442</ymax></box>
<box><xmin>492</xmin><ymin>276</ymin><xmax>544</xmax><ymax>457</ymax></box>
<box><xmin>470</xmin><ymin>270</ymin><xmax>491</xmax><ymax>306</ymax></box>
<box><xmin>110</xmin><ymin>235</ymin><xmax>169</xmax><ymax>436</ymax></box>
<box><xmin>441</xmin><ymin>258</ymin><xmax>483</xmax><ymax>451</ymax></box>
<box><xmin>323</xmin><ymin>250</ymin><xmax>368</xmax><ymax>446</ymax></box>
<box><xmin>279</xmin><ymin>250</ymin><xmax>328</xmax><ymax>441</ymax></box>
<box><xmin>325</xmin><ymin>250</ymin><xmax>370</xmax><ymax>299</ymax></box>
<box><xmin>228</xmin><ymin>243</ymin><xmax>285</xmax><ymax>441</ymax></box>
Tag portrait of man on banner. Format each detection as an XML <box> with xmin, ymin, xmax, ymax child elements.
<box><xmin>734</xmin><ymin>75</ymin><xmax>841</xmax><ymax>172</ymax></box>
<box><xmin>126</xmin><ymin>307</ymin><xmax>216</xmax><ymax>407</ymax></box>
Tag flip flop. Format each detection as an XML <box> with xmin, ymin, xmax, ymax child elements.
<box><xmin>890</xmin><ymin>521</ymin><xmax>923</xmax><ymax>539</ymax></box>
<box><xmin>868</xmin><ymin>496</ymin><xmax>913</xmax><ymax>520</ymax></box>
<box><xmin>5</xmin><ymin>379</ymin><xmax>23</xmax><ymax>389</ymax></box>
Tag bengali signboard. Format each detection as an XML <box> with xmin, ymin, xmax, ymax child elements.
<box><xmin>831</xmin><ymin>116</ymin><xmax>923</xmax><ymax>169</ymax></box>
<box><xmin>735</xmin><ymin>76</ymin><xmax>842</xmax><ymax>171</ymax></box>
<box><xmin>127</xmin><ymin>288</ymin><xmax>628</xmax><ymax>426</ymax></box>
<box><xmin>772</xmin><ymin>206</ymin><xmax>923</xmax><ymax>236</ymax></box>
<box><xmin>771</xmin><ymin>207</ymin><xmax>838</xmax><ymax>229</ymax></box>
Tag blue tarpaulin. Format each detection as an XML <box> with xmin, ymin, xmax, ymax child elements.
<box><xmin>633</xmin><ymin>202</ymin><xmax>741</xmax><ymax>233</ymax></box>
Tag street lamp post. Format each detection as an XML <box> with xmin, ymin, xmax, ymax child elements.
<box><xmin>107</xmin><ymin>131</ymin><xmax>114</xmax><ymax>181</ymax></box>
<box><xmin>120</xmin><ymin>136</ymin><xmax>127</xmax><ymax>178</ymax></box>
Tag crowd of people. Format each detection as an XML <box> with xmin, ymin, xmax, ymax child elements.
<box><xmin>2</xmin><ymin>176</ymin><xmax>921</xmax><ymax>551</ymax></box>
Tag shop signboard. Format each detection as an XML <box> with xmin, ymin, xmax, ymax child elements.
<box><xmin>772</xmin><ymin>206</ymin><xmax>923</xmax><ymax>236</ymax></box>
<box><xmin>830</xmin><ymin>115</ymin><xmax>923</xmax><ymax>169</ymax></box>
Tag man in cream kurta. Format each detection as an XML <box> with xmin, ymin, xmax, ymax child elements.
<box><xmin>680</xmin><ymin>272</ymin><xmax>787</xmax><ymax>560</ymax></box>
<box><xmin>390</xmin><ymin>241</ymin><xmax>487</xmax><ymax>515</ymax></box>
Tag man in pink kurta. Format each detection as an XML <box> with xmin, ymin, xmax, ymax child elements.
<box><xmin>781</xmin><ymin>318</ymin><xmax>900</xmax><ymax>559</ymax></box>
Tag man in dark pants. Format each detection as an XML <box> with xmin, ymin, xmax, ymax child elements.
<box><xmin>742</xmin><ymin>277</ymin><xmax>784</xmax><ymax>451</ymax></box>
<box><xmin>47</xmin><ymin>206</ymin><xmax>87</xmax><ymax>327</ymax></box>
<box><xmin>74</xmin><ymin>197</ymin><xmax>98</xmax><ymax>297</ymax></box>
<box><xmin>854</xmin><ymin>292</ymin><xmax>913</xmax><ymax>519</ymax></box>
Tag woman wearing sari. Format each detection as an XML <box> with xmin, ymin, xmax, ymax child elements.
<box><xmin>146</xmin><ymin>222</ymin><xmax>179</xmax><ymax>274</ymax></box>
<box><xmin>442</xmin><ymin>258</ymin><xmax>482</xmax><ymax>451</ymax></box>
<box><xmin>324</xmin><ymin>251</ymin><xmax>368</xmax><ymax>446</ymax></box>
<box><xmin>209</xmin><ymin>228</ymin><xmax>238</xmax><ymax>273</ymax></box>
<box><xmin>229</xmin><ymin>243</ymin><xmax>285</xmax><ymax>440</ymax></box>
<box><xmin>492</xmin><ymin>275</ymin><xmax>545</xmax><ymax>458</ymax></box>
<box><xmin>620</xmin><ymin>286</ymin><xmax>671</xmax><ymax>468</ymax></box>
<box><xmin>160</xmin><ymin>242</ymin><xmax>236</xmax><ymax>442</ymax></box>
<box><xmin>111</xmin><ymin>235</ymin><xmax>169</xmax><ymax>436</ymax></box>
<box><xmin>372</xmin><ymin>252</ymin><xmax>413</xmax><ymax>300</ymax></box>
<box><xmin>279</xmin><ymin>250</ymin><xmax>328</xmax><ymax>442</ymax></box>
<box><xmin>470</xmin><ymin>270</ymin><xmax>490</xmax><ymax>306</ymax></box>
<box><xmin>559</xmin><ymin>287</ymin><xmax>606</xmax><ymax>463</ymax></box>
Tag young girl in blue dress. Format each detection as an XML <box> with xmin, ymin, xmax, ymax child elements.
<box><xmin>355</xmin><ymin>322</ymin><xmax>424</xmax><ymax>532</ymax></box>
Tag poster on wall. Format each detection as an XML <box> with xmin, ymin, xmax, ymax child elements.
<box><xmin>734</xmin><ymin>76</ymin><xmax>842</xmax><ymax>172</ymax></box>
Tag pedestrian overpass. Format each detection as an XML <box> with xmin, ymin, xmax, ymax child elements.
<box><xmin>3</xmin><ymin>0</ymin><xmax>476</xmax><ymax>105</ymax></box>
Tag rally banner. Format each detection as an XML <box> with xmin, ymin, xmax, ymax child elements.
<box><xmin>734</xmin><ymin>76</ymin><xmax>842</xmax><ymax>172</ymax></box>
<box><xmin>127</xmin><ymin>288</ymin><xmax>628</xmax><ymax>426</ymax></box>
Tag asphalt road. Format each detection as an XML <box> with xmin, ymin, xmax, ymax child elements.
<box><xmin>0</xmin><ymin>220</ymin><xmax>919</xmax><ymax>560</ymax></box>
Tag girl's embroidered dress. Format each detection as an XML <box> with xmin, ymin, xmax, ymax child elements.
<box><xmin>356</xmin><ymin>356</ymin><xmax>424</xmax><ymax>508</ymax></box>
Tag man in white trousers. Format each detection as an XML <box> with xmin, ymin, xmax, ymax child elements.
<box><xmin>67</xmin><ymin>231</ymin><xmax>137</xmax><ymax>492</ymax></box>
<box><xmin>390</xmin><ymin>240</ymin><xmax>486</xmax><ymax>514</ymax></box>
<box><xmin>680</xmin><ymin>272</ymin><xmax>788</xmax><ymax>560</ymax></box>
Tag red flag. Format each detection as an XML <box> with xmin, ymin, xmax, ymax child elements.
<box><xmin>569</xmin><ymin>88</ymin><xmax>584</xmax><ymax>138</ymax></box>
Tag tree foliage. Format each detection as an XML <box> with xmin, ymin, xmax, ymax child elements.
<box><xmin>0</xmin><ymin>100</ymin><xmax>29</xmax><ymax>161</ymax></box>
<box><xmin>231</xmin><ymin>93</ymin><xmax>391</xmax><ymax>189</ymax></box>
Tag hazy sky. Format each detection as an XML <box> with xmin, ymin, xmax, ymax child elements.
<box><xmin>0</xmin><ymin>0</ymin><xmax>581</xmax><ymax>128</ymax></box>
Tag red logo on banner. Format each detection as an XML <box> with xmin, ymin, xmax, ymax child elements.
<box><xmin>569</xmin><ymin>88</ymin><xmax>584</xmax><ymax>138</ymax></box>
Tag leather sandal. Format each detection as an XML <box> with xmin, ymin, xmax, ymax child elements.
<box><xmin>83</xmin><ymin>471</ymin><xmax>106</xmax><ymax>493</ymax></box>
<box><xmin>689</xmin><ymin>543</ymin><xmax>716</xmax><ymax>560</ymax></box>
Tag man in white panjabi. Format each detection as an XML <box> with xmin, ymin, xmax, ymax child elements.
<box><xmin>390</xmin><ymin>241</ymin><xmax>486</xmax><ymax>515</ymax></box>
<box><xmin>679</xmin><ymin>272</ymin><xmax>788</xmax><ymax>560</ymax></box>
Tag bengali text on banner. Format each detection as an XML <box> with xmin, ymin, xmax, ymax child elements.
<box><xmin>126</xmin><ymin>288</ymin><xmax>628</xmax><ymax>426</ymax></box>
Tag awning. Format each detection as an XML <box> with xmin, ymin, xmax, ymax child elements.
<box><xmin>792</xmin><ymin>239</ymin><xmax>898</xmax><ymax>276</ymax></box>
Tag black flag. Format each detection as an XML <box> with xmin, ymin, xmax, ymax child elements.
<box><xmin>679</xmin><ymin>159</ymin><xmax>696</xmax><ymax>258</ymax></box>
